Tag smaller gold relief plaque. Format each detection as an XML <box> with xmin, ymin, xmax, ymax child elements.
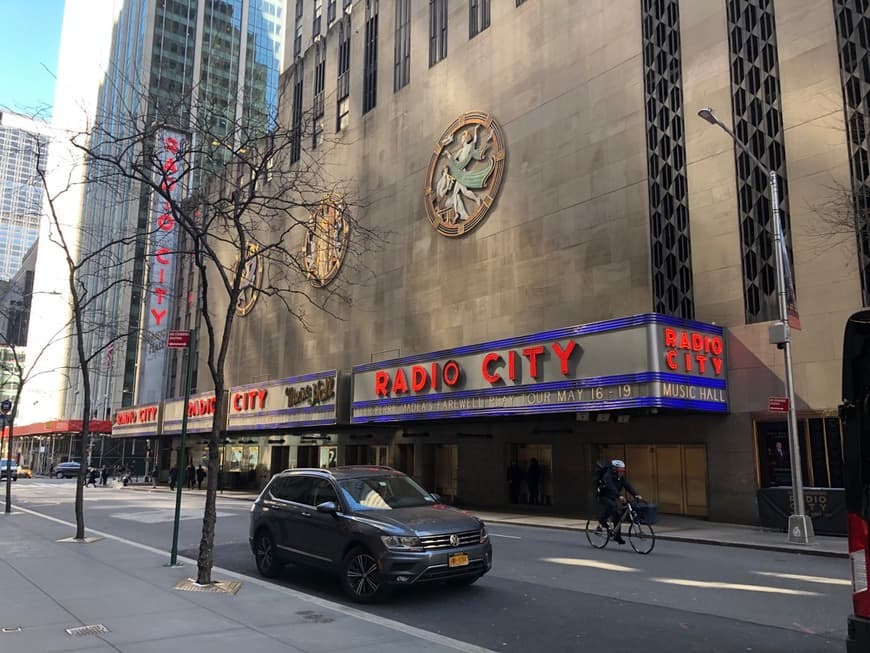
<box><xmin>304</xmin><ymin>197</ymin><xmax>350</xmax><ymax>287</ymax></box>
<box><xmin>235</xmin><ymin>242</ymin><xmax>263</xmax><ymax>317</ymax></box>
<box><xmin>424</xmin><ymin>111</ymin><xmax>507</xmax><ymax>237</ymax></box>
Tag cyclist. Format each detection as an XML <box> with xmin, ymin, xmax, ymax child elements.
<box><xmin>597</xmin><ymin>459</ymin><xmax>642</xmax><ymax>544</ymax></box>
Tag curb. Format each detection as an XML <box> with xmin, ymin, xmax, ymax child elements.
<box><xmin>125</xmin><ymin>486</ymin><xmax>848</xmax><ymax>559</ymax></box>
<box><xmin>478</xmin><ymin>517</ymin><xmax>849</xmax><ymax>559</ymax></box>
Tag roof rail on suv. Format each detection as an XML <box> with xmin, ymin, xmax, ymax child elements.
<box><xmin>278</xmin><ymin>465</ymin><xmax>399</xmax><ymax>474</ymax></box>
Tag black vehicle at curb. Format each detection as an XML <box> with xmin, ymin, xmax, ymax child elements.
<box><xmin>249</xmin><ymin>466</ymin><xmax>492</xmax><ymax>602</ymax></box>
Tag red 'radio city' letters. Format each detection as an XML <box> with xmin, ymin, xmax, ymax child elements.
<box><xmin>150</xmin><ymin>135</ymin><xmax>180</xmax><ymax>327</ymax></box>
<box><xmin>482</xmin><ymin>341</ymin><xmax>576</xmax><ymax>384</ymax></box>
<box><xmin>187</xmin><ymin>396</ymin><xmax>217</xmax><ymax>417</ymax></box>
<box><xmin>663</xmin><ymin>328</ymin><xmax>724</xmax><ymax>375</ymax></box>
<box><xmin>373</xmin><ymin>340</ymin><xmax>578</xmax><ymax>397</ymax></box>
<box><xmin>114</xmin><ymin>406</ymin><xmax>158</xmax><ymax>425</ymax></box>
<box><xmin>232</xmin><ymin>388</ymin><xmax>268</xmax><ymax>412</ymax></box>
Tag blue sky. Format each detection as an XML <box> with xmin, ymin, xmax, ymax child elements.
<box><xmin>0</xmin><ymin>1</ymin><xmax>65</xmax><ymax>116</ymax></box>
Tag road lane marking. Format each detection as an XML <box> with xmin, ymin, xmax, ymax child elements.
<box><xmin>541</xmin><ymin>557</ymin><xmax>640</xmax><ymax>573</ymax></box>
<box><xmin>651</xmin><ymin>577</ymin><xmax>821</xmax><ymax>596</ymax></box>
<box><xmin>490</xmin><ymin>533</ymin><xmax>521</xmax><ymax>539</ymax></box>
<box><xmin>13</xmin><ymin>504</ymin><xmax>496</xmax><ymax>653</ymax></box>
<box><xmin>110</xmin><ymin>510</ymin><xmax>234</xmax><ymax>523</ymax></box>
<box><xmin>754</xmin><ymin>571</ymin><xmax>851</xmax><ymax>586</ymax></box>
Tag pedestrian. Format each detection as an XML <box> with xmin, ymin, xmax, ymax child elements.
<box><xmin>186</xmin><ymin>463</ymin><xmax>196</xmax><ymax>489</ymax></box>
<box><xmin>49</xmin><ymin>463</ymin><xmax>55</xmax><ymax>477</ymax></box>
<box><xmin>151</xmin><ymin>466</ymin><xmax>159</xmax><ymax>484</ymax></box>
<box><xmin>506</xmin><ymin>461</ymin><xmax>523</xmax><ymax>504</ymax></box>
<box><xmin>86</xmin><ymin>467</ymin><xmax>99</xmax><ymax>488</ymax></box>
<box><xmin>169</xmin><ymin>466</ymin><xmax>178</xmax><ymax>491</ymax></box>
<box><xmin>100</xmin><ymin>465</ymin><xmax>109</xmax><ymax>486</ymax></box>
<box><xmin>196</xmin><ymin>464</ymin><xmax>206</xmax><ymax>490</ymax></box>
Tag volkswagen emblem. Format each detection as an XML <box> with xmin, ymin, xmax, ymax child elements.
<box><xmin>449</xmin><ymin>534</ymin><xmax>459</xmax><ymax>547</ymax></box>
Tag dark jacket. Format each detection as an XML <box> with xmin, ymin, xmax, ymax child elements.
<box><xmin>600</xmin><ymin>468</ymin><xmax>637</xmax><ymax>500</ymax></box>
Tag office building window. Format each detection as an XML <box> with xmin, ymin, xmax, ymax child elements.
<box><xmin>337</xmin><ymin>15</ymin><xmax>351</xmax><ymax>131</ymax></box>
<box><xmin>327</xmin><ymin>0</ymin><xmax>336</xmax><ymax>24</ymax></box>
<box><xmin>429</xmin><ymin>0</ymin><xmax>448</xmax><ymax>67</ymax></box>
<box><xmin>834</xmin><ymin>0</ymin><xmax>870</xmax><ymax>306</ymax></box>
<box><xmin>291</xmin><ymin>62</ymin><xmax>304</xmax><ymax>163</ymax></box>
<box><xmin>313</xmin><ymin>43</ymin><xmax>325</xmax><ymax>149</ymax></box>
<box><xmin>469</xmin><ymin>0</ymin><xmax>490</xmax><ymax>38</ymax></box>
<box><xmin>313</xmin><ymin>0</ymin><xmax>322</xmax><ymax>37</ymax></box>
<box><xmin>294</xmin><ymin>0</ymin><xmax>304</xmax><ymax>57</ymax></box>
<box><xmin>363</xmin><ymin>0</ymin><xmax>378</xmax><ymax>114</ymax></box>
<box><xmin>726</xmin><ymin>0</ymin><xmax>794</xmax><ymax>323</ymax></box>
<box><xmin>516</xmin><ymin>0</ymin><xmax>527</xmax><ymax>5</ymax></box>
<box><xmin>394</xmin><ymin>0</ymin><xmax>411</xmax><ymax>91</ymax></box>
<box><xmin>642</xmin><ymin>0</ymin><xmax>694</xmax><ymax>319</ymax></box>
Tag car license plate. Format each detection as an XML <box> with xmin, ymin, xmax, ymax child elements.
<box><xmin>448</xmin><ymin>553</ymin><xmax>469</xmax><ymax>568</ymax></box>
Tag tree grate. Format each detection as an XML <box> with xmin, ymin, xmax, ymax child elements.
<box><xmin>65</xmin><ymin>624</ymin><xmax>110</xmax><ymax>637</ymax></box>
<box><xmin>174</xmin><ymin>578</ymin><xmax>242</xmax><ymax>594</ymax></box>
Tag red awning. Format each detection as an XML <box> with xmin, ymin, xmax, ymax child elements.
<box><xmin>5</xmin><ymin>420</ymin><xmax>113</xmax><ymax>438</ymax></box>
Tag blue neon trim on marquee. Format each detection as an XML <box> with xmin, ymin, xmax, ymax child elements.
<box><xmin>351</xmin><ymin>395</ymin><xmax>728</xmax><ymax>423</ymax></box>
<box><xmin>353</xmin><ymin>313</ymin><xmax>723</xmax><ymax>373</ymax></box>
<box><xmin>230</xmin><ymin>369</ymin><xmax>338</xmax><ymax>392</ymax></box>
<box><xmin>352</xmin><ymin>371</ymin><xmax>726</xmax><ymax>410</ymax></box>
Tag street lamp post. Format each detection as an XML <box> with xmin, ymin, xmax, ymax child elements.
<box><xmin>697</xmin><ymin>107</ymin><xmax>814</xmax><ymax>544</ymax></box>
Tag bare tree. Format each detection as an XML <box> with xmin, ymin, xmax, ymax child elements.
<box><xmin>33</xmin><ymin>127</ymin><xmax>152</xmax><ymax>540</ymax></box>
<box><xmin>68</xmin><ymin>81</ymin><xmax>382</xmax><ymax>582</ymax></box>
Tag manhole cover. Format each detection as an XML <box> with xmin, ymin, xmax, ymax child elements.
<box><xmin>65</xmin><ymin>624</ymin><xmax>110</xmax><ymax>637</ymax></box>
<box><xmin>174</xmin><ymin>578</ymin><xmax>242</xmax><ymax>595</ymax></box>
<box><xmin>296</xmin><ymin>610</ymin><xmax>335</xmax><ymax>624</ymax></box>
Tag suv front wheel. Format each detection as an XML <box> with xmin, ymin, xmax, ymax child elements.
<box><xmin>341</xmin><ymin>547</ymin><xmax>386</xmax><ymax>603</ymax></box>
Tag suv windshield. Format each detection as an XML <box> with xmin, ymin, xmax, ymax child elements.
<box><xmin>338</xmin><ymin>474</ymin><xmax>437</xmax><ymax>511</ymax></box>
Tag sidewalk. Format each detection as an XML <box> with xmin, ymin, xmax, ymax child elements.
<box><xmin>128</xmin><ymin>483</ymin><xmax>847</xmax><ymax>559</ymax></box>
<box><xmin>0</xmin><ymin>508</ymin><xmax>491</xmax><ymax>653</ymax></box>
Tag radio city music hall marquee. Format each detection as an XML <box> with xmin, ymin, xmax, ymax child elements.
<box><xmin>162</xmin><ymin>391</ymin><xmax>220</xmax><ymax>435</ymax></box>
<box><xmin>351</xmin><ymin>314</ymin><xmax>727</xmax><ymax>423</ymax></box>
<box><xmin>112</xmin><ymin>404</ymin><xmax>161</xmax><ymax>438</ymax></box>
<box><xmin>226</xmin><ymin>371</ymin><xmax>344</xmax><ymax>432</ymax></box>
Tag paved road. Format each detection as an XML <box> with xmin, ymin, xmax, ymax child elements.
<box><xmin>11</xmin><ymin>480</ymin><xmax>850</xmax><ymax>652</ymax></box>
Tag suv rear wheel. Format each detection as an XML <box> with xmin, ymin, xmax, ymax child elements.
<box><xmin>254</xmin><ymin>529</ymin><xmax>280</xmax><ymax>578</ymax></box>
<box><xmin>341</xmin><ymin>547</ymin><xmax>385</xmax><ymax>603</ymax></box>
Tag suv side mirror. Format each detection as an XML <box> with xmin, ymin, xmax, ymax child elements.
<box><xmin>430</xmin><ymin>493</ymin><xmax>442</xmax><ymax>504</ymax></box>
<box><xmin>316</xmin><ymin>501</ymin><xmax>338</xmax><ymax>514</ymax></box>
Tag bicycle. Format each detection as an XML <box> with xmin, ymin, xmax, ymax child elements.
<box><xmin>585</xmin><ymin>500</ymin><xmax>656</xmax><ymax>554</ymax></box>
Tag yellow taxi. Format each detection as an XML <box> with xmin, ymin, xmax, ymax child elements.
<box><xmin>17</xmin><ymin>466</ymin><xmax>33</xmax><ymax>479</ymax></box>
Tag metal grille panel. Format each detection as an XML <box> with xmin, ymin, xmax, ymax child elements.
<box><xmin>420</xmin><ymin>530</ymin><xmax>481</xmax><ymax>549</ymax></box>
<box><xmin>726</xmin><ymin>0</ymin><xmax>794</xmax><ymax>323</ymax></box>
<box><xmin>834</xmin><ymin>0</ymin><xmax>870</xmax><ymax>306</ymax></box>
<box><xmin>642</xmin><ymin>0</ymin><xmax>694</xmax><ymax>319</ymax></box>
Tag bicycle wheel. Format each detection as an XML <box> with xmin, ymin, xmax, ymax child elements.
<box><xmin>585</xmin><ymin>519</ymin><xmax>609</xmax><ymax>549</ymax></box>
<box><xmin>628</xmin><ymin>521</ymin><xmax>655</xmax><ymax>554</ymax></box>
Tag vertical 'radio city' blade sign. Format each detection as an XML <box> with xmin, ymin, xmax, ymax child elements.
<box><xmin>351</xmin><ymin>313</ymin><xmax>727</xmax><ymax>422</ymax></box>
<box><xmin>136</xmin><ymin>127</ymin><xmax>188</xmax><ymax>404</ymax></box>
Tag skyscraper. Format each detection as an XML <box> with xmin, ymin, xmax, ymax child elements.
<box><xmin>20</xmin><ymin>0</ymin><xmax>284</xmax><ymax>424</ymax></box>
<box><xmin>0</xmin><ymin>111</ymin><xmax>47</xmax><ymax>282</ymax></box>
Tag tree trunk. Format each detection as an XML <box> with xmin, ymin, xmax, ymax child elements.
<box><xmin>196</xmin><ymin>430</ymin><xmax>221</xmax><ymax>584</ymax></box>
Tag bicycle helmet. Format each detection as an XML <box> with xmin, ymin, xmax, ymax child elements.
<box><xmin>611</xmin><ymin>459</ymin><xmax>626</xmax><ymax>469</ymax></box>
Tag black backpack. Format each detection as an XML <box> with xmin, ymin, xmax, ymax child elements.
<box><xmin>594</xmin><ymin>461</ymin><xmax>612</xmax><ymax>498</ymax></box>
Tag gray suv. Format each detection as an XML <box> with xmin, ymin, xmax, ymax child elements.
<box><xmin>249</xmin><ymin>466</ymin><xmax>492</xmax><ymax>602</ymax></box>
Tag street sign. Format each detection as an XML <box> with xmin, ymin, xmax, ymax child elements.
<box><xmin>768</xmin><ymin>396</ymin><xmax>789</xmax><ymax>413</ymax></box>
<box><xmin>0</xmin><ymin>400</ymin><xmax>11</xmax><ymax>415</ymax></box>
<box><xmin>167</xmin><ymin>330</ymin><xmax>191</xmax><ymax>349</ymax></box>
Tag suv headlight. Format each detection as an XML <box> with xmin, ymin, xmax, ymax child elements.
<box><xmin>480</xmin><ymin>523</ymin><xmax>489</xmax><ymax>543</ymax></box>
<box><xmin>381</xmin><ymin>535</ymin><xmax>424</xmax><ymax>552</ymax></box>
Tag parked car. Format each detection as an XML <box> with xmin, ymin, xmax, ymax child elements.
<box><xmin>54</xmin><ymin>461</ymin><xmax>82</xmax><ymax>478</ymax></box>
<box><xmin>249</xmin><ymin>466</ymin><xmax>492</xmax><ymax>602</ymax></box>
<box><xmin>0</xmin><ymin>459</ymin><xmax>18</xmax><ymax>481</ymax></box>
<box><xmin>17</xmin><ymin>465</ymin><xmax>32</xmax><ymax>479</ymax></box>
